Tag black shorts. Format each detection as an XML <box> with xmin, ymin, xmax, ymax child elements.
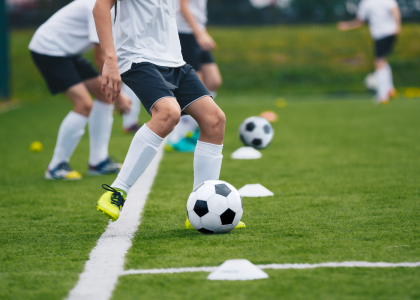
<box><xmin>30</xmin><ymin>51</ymin><xmax>99</xmax><ymax>95</ymax></box>
<box><xmin>179</xmin><ymin>33</ymin><xmax>214</xmax><ymax>71</ymax></box>
<box><xmin>375</xmin><ymin>35</ymin><xmax>396</xmax><ymax>58</ymax></box>
<box><xmin>121</xmin><ymin>62</ymin><xmax>211</xmax><ymax>116</ymax></box>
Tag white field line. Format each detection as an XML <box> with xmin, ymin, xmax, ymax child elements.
<box><xmin>67</xmin><ymin>144</ymin><xmax>164</xmax><ymax>300</ymax></box>
<box><xmin>121</xmin><ymin>261</ymin><xmax>420</xmax><ymax>276</ymax></box>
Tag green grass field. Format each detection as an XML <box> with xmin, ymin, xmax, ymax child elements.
<box><xmin>1</xmin><ymin>94</ymin><xmax>420</xmax><ymax>300</ymax></box>
<box><xmin>1</xmin><ymin>28</ymin><xmax>420</xmax><ymax>300</ymax></box>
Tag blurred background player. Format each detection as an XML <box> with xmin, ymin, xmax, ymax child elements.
<box><xmin>29</xmin><ymin>0</ymin><xmax>133</xmax><ymax>180</ymax></box>
<box><xmin>166</xmin><ymin>0</ymin><xmax>223</xmax><ymax>152</ymax></box>
<box><xmin>122</xmin><ymin>84</ymin><xmax>141</xmax><ymax>133</ymax></box>
<box><xmin>338</xmin><ymin>0</ymin><xmax>401</xmax><ymax>104</ymax></box>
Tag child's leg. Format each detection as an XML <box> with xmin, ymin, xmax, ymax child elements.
<box><xmin>374</xmin><ymin>58</ymin><xmax>390</xmax><ymax>102</ymax></box>
<box><xmin>48</xmin><ymin>82</ymin><xmax>91</xmax><ymax>170</ymax></box>
<box><xmin>88</xmin><ymin>100</ymin><xmax>114</xmax><ymax>166</ymax></box>
<box><xmin>112</xmin><ymin>98</ymin><xmax>181</xmax><ymax>193</ymax></box>
<box><xmin>122</xmin><ymin>83</ymin><xmax>141</xmax><ymax>129</ymax></box>
<box><xmin>198</xmin><ymin>63</ymin><xmax>222</xmax><ymax>98</ymax></box>
<box><xmin>184</xmin><ymin>96</ymin><xmax>226</xmax><ymax>189</ymax></box>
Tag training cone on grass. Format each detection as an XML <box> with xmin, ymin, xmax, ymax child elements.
<box><xmin>207</xmin><ymin>259</ymin><xmax>268</xmax><ymax>281</ymax></box>
<box><xmin>231</xmin><ymin>147</ymin><xmax>262</xmax><ymax>160</ymax></box>
<box><xmin>238</xmin><ymin>184</ymin><xmax>274</xmax><ymax>197</ymax></box>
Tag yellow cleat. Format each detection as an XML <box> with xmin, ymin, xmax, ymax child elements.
<box><xmin>65</xmin><ymin>170</ymin><xmax>83</xmax><ymax>180</ymax></box>
<box><xmin>185</xmin><ymin>217</ymin><xmax>246</xmax><ymax>230</ymax></box>
<box><xmin>45</xmin><ymin>162</ymin><xmax>82</xmax><ymax>180</ymax></box>
<box><xmin>97</xmin><ymin>184</ymin><xmax>127</xmax><ymax>222</ymax></box>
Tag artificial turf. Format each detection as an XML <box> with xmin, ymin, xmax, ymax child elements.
<box><xmin>1</xmin><ymin>95</ymin><xmax>419</xmax><ymax>300</ymax></box>
<box><xmin>108</xmin><ymin>94</ymin><xmax>420</xmax><ymax>299</ymax></box>
<box><xmin>2</xmin><ymin>29</ymin><xmax>420</xmax><ymax>300</ymax></box>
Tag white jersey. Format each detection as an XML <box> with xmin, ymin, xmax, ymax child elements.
<box><xmin>115</xmin><ymin>0</ymin><xmax>185</xmax><ymax>74</ymax></box>
<box><xmin>176</xmin><ymin>0</ymin><xmax>208</xmax><ymax>34</ymax></box>
<box><xmin>29</xmin><ymin>0</ymin><xmax>100</xmax><ymax>56</ymax></box>
<box><xmin>357</xmin><ymin>0</ymin><xmax>399</xmax><ymax>40</ymax></box>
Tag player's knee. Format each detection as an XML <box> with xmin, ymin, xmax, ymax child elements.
<box><xmin>159</xmin><ymin>106</ymin><xmax>181</xmax><ymax>131</ymax></box>
<box><xmin>75</xmin><ymin>101</ymin><xmax>93</xmax><ymax>116</ymax></box>
<box><xmin>205</xmin><ymin>109</ymin><xmax>225</xmax><ymax>133</ymax></box>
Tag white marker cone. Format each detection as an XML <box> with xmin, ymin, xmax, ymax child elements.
<box><xmin>207</xmin><ymin>259</ymin><xmax>269</xmax><ymax>281</ymax></box>
<box><xmin>231</xmin><ymin>147</ymin><xmax>262</xmax><ymax>160</ymax></box>
<box><xmin>238</xmin><ymin>184</ymin><xmax>274</xmax><ymax>197</ymax></box>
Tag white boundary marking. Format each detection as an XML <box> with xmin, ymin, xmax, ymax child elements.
<box><xmin>67</xmin><ymin>144</ymin><xmax>164</xmax><ymax>300</ymax></box>
<box><xmin>121</xmin><ymin>261</ymin><xmax>420</xmax><ymax>276</ymax></box>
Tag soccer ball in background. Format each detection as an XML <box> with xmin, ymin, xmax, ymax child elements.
<box><xmin>187</xmin><ymin>180</ymin><xmax>243</xmax><ymax>234</ymax></box>
<box><xmin>239</xmin><ymin>116</ymin><xmax>274</xmax><ymax>149</ymax></box>
<box><xmin>364</xmin><ymin>73</ymin><xmax>377</xmax><ymax>91</ymax></box>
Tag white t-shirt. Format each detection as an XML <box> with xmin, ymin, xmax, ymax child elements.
<box><xmin>357</xmin><ymin>0</ymin><xmax>399</xmax><ymax>40</ymax></box>
<box><xmin>114</xmin><ymin>0</ymin><xmax>185</xmax><ymax>74</ymax></box>
<box><xmin>29</xmin><ymin>0</ymin><xmax>100</xmax><ymax>56</ymax></box>
<box><xmin>176</xmin><ymin>0</ymin><xmax>208</xmax><ymax>34</ymax></box>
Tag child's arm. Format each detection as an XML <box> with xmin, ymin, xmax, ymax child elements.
<box><xmin>180</xmin><ymin>0</ymin><xmax>215</xmax><ymax>51</ymax></box>
<box><xmin>93</xmin><ymin>0</ymin><xmax>120</xmax><ymax>101</ymax></box>
<box><xmin>337</xmin><ymin>18</ymin><xmax>364</xmax><ymax>31</ymax></box>
<box><xmin>391</xmin><ymin>6</ymin><xmax>402</xmax><ymax>35</ymax></box>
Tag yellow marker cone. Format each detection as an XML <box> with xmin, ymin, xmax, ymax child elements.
<box><xmin>30</xmin><ymin>141</ymin><xmax>43</xmax><ymax>153</ymax></box>
<box><xmin>275</xmin><ymin>97</ymin><xmax>287</xmax><ymax>108</ymax></box>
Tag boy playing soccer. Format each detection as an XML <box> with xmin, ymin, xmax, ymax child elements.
<box><xmin>93</xmin><ymin>0</ymin><xmax>226</xmax><ymax>222</ymax></box>
<box><xmin>338</xmin><ymin>0</ymin><xmax>401</xmax><ymax>104</ymax></box>
<box><xmin>29</xmin><ymin>0</ymin><xmax>132</xmax><ymax>180</ymax></box>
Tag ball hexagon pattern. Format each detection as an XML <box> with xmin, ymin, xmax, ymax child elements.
<box><xmin>186</xmin><ymin>180</ymin><xmax>243</xmax><ymax>234</ymax></box>
<box><xmin>239</xmin><ymin>116</ymin><xmax>274</xmax><ymax>149</ymax></box>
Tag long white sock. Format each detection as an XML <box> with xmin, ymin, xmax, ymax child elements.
<box><xmin>122</xmin><ymin>83</ymin><xmax>141</xmax><ymax>129</ymax></box>
<box><xmin>375</xmin><ymin>67</ymin><xmax>389</xmax><ymax>101</ymax></box>
<box><xmin>88</xmin><ymin>100</ymin><xmax>114</xmax><ymax>166</ymax></box>
<box><xmin>193</xmin><ymin>141</ymin><xmax>223</xmax><ymax>189</ymax></box>
<box><xmin>48</xmin><ymin>111</ymin><xmax>88</xmax><ymax>170</ymax></box>
<box><xmin>112</xmin><ymin>125</ymin><xmax>163</xmax><ymax>193</ymax></box>
<box><xmin>168</xmin><ymin>115</ymin><xmax>199</xmax><ymax>144</ymax></box>
<box><xmin>385</xmin><ymin>63</ymin><xmax>394</xmax><ymax>90</ymax></box>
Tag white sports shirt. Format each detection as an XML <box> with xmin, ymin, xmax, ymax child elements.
<box><xmin>29</xmin><ymin>0</ymin><xmax>100</xmax><ymax>56</ymax></box>
<box><xmin>176</xmin><ymin>0</ymin><xmax>208</xmax><ymax>34</ymax></box>
<box><xmin>357</xmin><ymin>0</ymin><xmax>399</xmax><ymax>40</ymax></box>
<box><xmin>115</xmin><ymin>0</ymin><xmax>185</xmax><ymax>74</ymax></box>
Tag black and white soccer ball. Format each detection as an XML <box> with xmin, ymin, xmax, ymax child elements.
<box><xmin>187</xmin><ymin>180</ymin><xmax>243</xmax><ymax>234</ymax></box>
<box><xmin>239</xmin><ymin>116</ymin><xmax>274</xmax><ymax>149</ymax></box>
<box><xmin>365</xmin><ymin>73</ymin><xmax>377</xmax><ymax>91</ymax></box>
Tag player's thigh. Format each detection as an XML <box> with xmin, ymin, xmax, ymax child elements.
<box><xmin>200</xmin><ymin>63</ymin><xmax>222</xmax><ymax>90</ymax></box>
<box><xmin>183</xmin><ymin>96</ymin><xmax>225</xmax><ymax>130</ymax></box>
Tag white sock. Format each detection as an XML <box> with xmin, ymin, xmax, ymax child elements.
<box><xmin>88</xmin><ymin>100</ymin><xmax>114</xmax><ymax>166</ymax></box>
<box><xmin>122</xmin><ymin>83</ymin><xmax>141</xmax><ymax>129</ymax></box>
<box><xmin>209</xmin><ymin>90</ymin><xmax>217</xmax><ymax>99</ymax></box>
<box><xmin>112</xmin><ymin>124</ymin><xmax>163</xmax><ymax>193</ymax></box>
<box><xmin>375</xmin><ymin>67</ymin><xmax>389</xmax><ymax>101</ymax></box>
<box><xmin>168</xmin><ymin>115</ymin><xmax>199</xmax><ymax>144</ymax></box>
<box><xmin>193</xmin><ymin>141</ymin><xmax>223</xmax><ymax>189</ymax></box>
<box><xmin>48</xmin><ymin>111</ymin><xmax>88</xmax><ymax>170</ymax></box>
<box><xmin>385</xmin><ymin>63</ymin><xmax>394</xmax><ymax>90</ymax></box>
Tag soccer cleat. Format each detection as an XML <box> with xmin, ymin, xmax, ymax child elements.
<box><xmin>96</xmin><ymin>184</ymin><xmax>127</xmax><ymax>222</ymax></box>
<box><xmin>165</xmin><ymin>137</ymin><xmax>196</xmax><ymax>153</ymax></box>
<box><xmin>45</xmin><ymin>162</ymin><xmax>82</xmax><ymax>180</ymax></box>
<box><xmin>88</xmin><ymin>157</ymin><xmax>122</xmax><ymax>176</ymax></box>
<box><xmin>186</xmin><ymin>128</ymin><xmax>200</xmax><ymax>144</ymax></box>
<box><xmin>123</xmin><ymin>123</ymin><xmax>141</xmax><ymax>134</ymax></box>
<box><xmin>185</xmin><ymin>217</ymin><xmax>246</xmax><ymax>230</ymax></box>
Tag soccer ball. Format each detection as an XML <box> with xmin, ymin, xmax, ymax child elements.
<box><xmin>239</xmin><ymin>116</ymin><xmax>274</xmax><ymax>149</ymax></box>
<box><xmin>187</xmin><ymin>180</ymin><xmax>243</xmax><ymax>234</ymax></box>
<box><xmin>365</xmin><ymin>73</ymin><xmax>377</xmax><ymax>91</ymax></box>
